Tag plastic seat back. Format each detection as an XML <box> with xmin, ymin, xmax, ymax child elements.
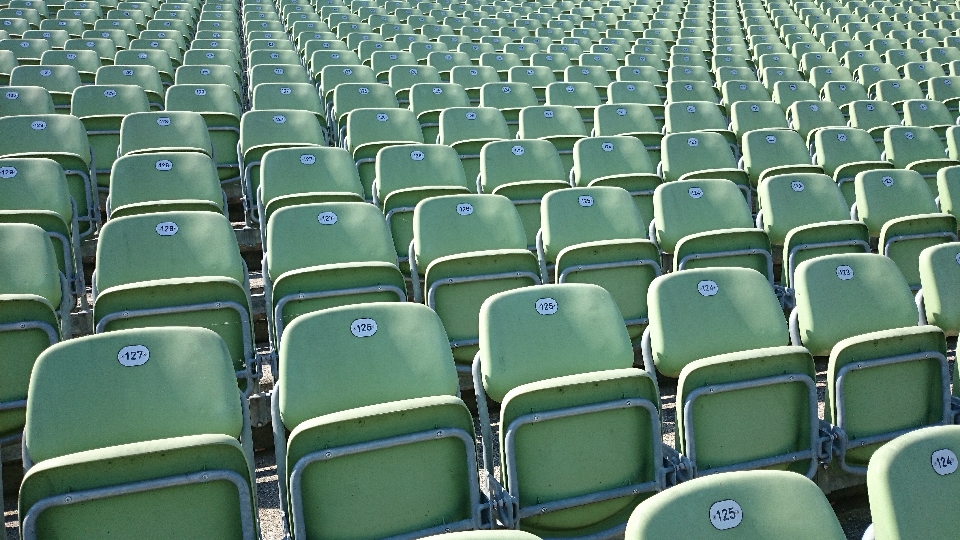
<box><xmin>625</xmin><ymin>470</ymin><xmax>845</xmax><ymax>539</ymax></box>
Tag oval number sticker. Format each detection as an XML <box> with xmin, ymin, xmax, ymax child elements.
<box><xmin>535</xmin><ymin>297</ymin><xmax>558</xmax><ymax>315</ymax></box>
<box><xmin>317</xmin><ymin>211</ymin><xmax>337</xmax><ymax>225</ymax></box>
<box><xmin>351</xmin><ymin>318</ymin><xmax>377</xmax><ymax>337</ymax></box>
<box><xmin>578</xmin><ymin>195</ymin><xmax>594</xmax><ymax>207</ymax></box>
<box><xmin>698</xmin><ymin>280</ymin><xmax>719</xmax><ymax>296</ymax></box>
<box><xmin>156</xmin><ymin>222</ymin><xmax>178</xmax><ymax>236</ymax></box>
<box><xmin>117</xmin><ymin>344</ymin><xmax>150</xmax><ymax>367</ymax></box>
<box><xmin>688</xmin><ymin>187</ymin><xmax>704</xmax><ymax>199</ymax></box>
<box><xmin>456</xmin><ymin>202</ymin><xmax>473</xmax><ymax>215</ymax></box>
<box><xmin>836</xmin><ymin>265</ymin><xmax>853</xmax><ymax>280</ymax></box>
<box><xmin>155</xmin><ymin>160</ymin><xmax>173</xmax><ymax>171</ymax></box>
<box><xmin>932</xmin><ymin>448</ymin><xmax>958</xmax><ymax>476</ymax></box>
<box><xmin>709</xmin><ymin>499</ymin><xmax>743</xmax><ymax>531</ymax></box>
<box><xmin>0</xmin><ymin>166</ymin><xmax>16</xmax><ymax>178</ymax></box>
<box><xmin>300</xmin><ymin>154</ymin><xmax>315</xmax><ymax>165</ymax></box>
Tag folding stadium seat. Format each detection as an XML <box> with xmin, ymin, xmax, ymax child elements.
<box><xmin>741</xmin><ymin>129</ymin><xmax>823</xmax><ymax>189</ymax></box>
<box><xmin>537</xmin><ymin>186</ymin><xmax>660</xmax><ymax>343</ymax></box>
<box><xmin>850</xmin><ymin>169</ymin><xmax>957</xmax><ymax>288</ymax></box>
<box><xmin>273</xmin><ymin>302</ymin><xmax>488</xmax><ymax>538</ymax></box>
<box><xmin>648</xmin><ymin>266</ymin><xmax>827</xmax><ymax>475</ymax></box>
<box><xmin>256</xmin><ymin>146</ymin><xmax>365</xmax><ymax>232</ymax></box>
<box><xmin>756</xmin><ymin>173</ymin><xmax>871</xmax><ymax>294</ymax></box>
<box><xmin>728</xmin><ymin>101</ymin><xmax>789</xmax><ymax>141</ymax></box>
<box><xmin>846</xmin><ymin>100</ymin><xmax>902</xmax><ymax>151</ymax></box>
<box><xmin>855</xmin><ymin>63</ymin><xmax>901</xmax><ymax>94</ymax></box>
<box><xmin>505</xmin><ymin>65</ymin><xmax>555</xmax><ymax>103</ymax></box>
<box><xmin>409</xmin><ymin>82</ymin><xmax>471</xmax><ymax>144</ymax></box>
<box><xmin>0</xmin><ymin>85</ymin><xmax>54</xmax><ymax>117</ymax></box>
<box><xmin>114</xmin><ymin>49</ymin><xmax>176</xmax><ymax>87</ymax></box>
<box><xmin>425</xmin><ymin>50</ymin><xmax>470</xmax><ymax>82</ymax></box>
<box><xmin>248</xmin><ymin>64</ymin><xmax>311</xmax><ymax>102</ymax></box>
<box><xmin>450</xmin><ymin>65</ymin><xmax>500</xmax><ymax>103</ymax></box>
<box><xmin>927</xmin><ymin>76</ymin><xmax>960</xmax><ymax>114</ymax></box>
<box><xmin>239</xmin><ymin>110</ymin><xmax>327</xmax><ymax>224</ymax></box>
<box><xmin>844</xmin><ymin>49</ymin><xmax>883</xmax><ymax>72</ymax></box>
<box><xmin>328</xmin><ymin>82</ymin><xmax>398</xmax><ymax>146</ymax></box>
<box><xmin>129</xmin><ymin>38</ymin><xmax>183</xmax><ymax>67</ymax></box>
<box><xmin>63</xmin><ymin>37</ymin><xmax>117</xmax><ymax>66</ymax></box>
<box><xmin>883</xmin><ymin>126</ymin><xmax>959</xmax><ymax>191</ymax></box>
<box><xmin>651</xmin><ymin>178</ymin><xmax>773</xmax><ymax>281</ymax></box>
<box><xmin>544</xmin><ymin>81</ymin><xmax>600</xmax><ymax>127</ymax></box>
<box><xmin>820</xmin><ymin>81</ymin><xmax>868</xmax><ymax>116</ymax></box>
<box><xmin>770</xmin><ymin>80</ymin><xmax>819</xmax><ymax>112</ymax></box>
<box><xmin>406</xmin><ymin>193</ymin><xmax>540</xmax><ymax>365</ymax></box>
<box><xmin>665</xmin><ymin>79</ymin><xmax>720</xmax><ymax>107</ymax></box>
<box><xmin>9</xmin><ymin>64</ymin><xmax>80</xmax><ymax>112</ymax></box>
<box><xmin>664</xmin><ymin>101</ymin><xmax>735</xmax><ymax>153</ymax></box>
<box><xmin>0</xmin><ymin>114</ymin><xmax>98</xmax><ymax>236</ymax></box>
<box><xmin>93</xmin><ymin>211</ymin><xmax>257</xmax><ymax>392</ymax></box>
<box><xmin>263</xmin><ymin>201</ymin><xmax>405</xmax><ymax>351</ymax></box>
<box><xmin>118</xmin><ymin>111</ymin><xmax>212</xmax><ymax>160</ymax></box>
<box><xmin>71</xmin><ymin>84</ymin><xmax>150</xmax><ymax>188</ymax></box>
<box><xmin>373</xmin><ymin>143</ymin><xmax>473</xmax><ymax>267</ymax></box>
<box><xmin>862</xmin><ymin>426</ymin><xmax>960</xmax><ymax>540</ymax></box>
<box><xmin>93</xmin><ymin>64</ymin><xmax>164</xmax><ymax>111</ymax></box>
<box><xmin>900</xmin><ymin>99</ymin><xmax>955</xmax><ymax>138</ymax></box>
<box><xmin>164</xmin><ymin>83</ymin><xmax>242</xmax><ymax>183</ymax></box>
<box><xmin>813</xmin><ymin>127</ymin><xmax>895</xmax><ymax>206</ymax></box>
<box><xmin>477</xmin><ymin>139</ymin><xmax>568</xmax><ymax>248</ymax></box>
<box><xmin>388</xmin><ymin>63</ymin><xmax>442</xmax><ymax>105</ymax></box>
<box><xmin>173</xmin><ymin>65</ymin><xmax>242</xmax><ymax>107</ymax></box>
<box><xmin>473</xmin><ymin>283</ymin><xmax>668</xmax><ymax>536</ymax></box>
<box><xmin>874</xmin><ymin>78</ymin><xmax>925</xmax><ymax>113</ymax></box>
<box><xmin>250</xmin><ymin>80</ymin><xmax>323</xmax><ymax>126</ymax></box>
<box><xmin>107</xmin><ymin>152</ymin><xmax>224</xmax><ymax>219</ymax></box>
<box><xmin>19</xmin><ymin>327</ymin><xmax>257</xmax><ymax>539</ymax></box>
<box><xmin>570</xmin><ymin>135</ymin><xmax>661</xmax><ymax>226</ymax></box>
<box><xmin>530</xmin><ymin>51</ymin><xmax>571</xmax><ymax>78</ymax></box>
<box><xmin>625</xmin><ymin>470</ymin><xmax>846</xmax><ymax>539</ymax></box>
<box><xmin>516</xmin><ymin>104</ymin><xmax>586</xmax><ymax>178</ymax></box>
<box><xmin>344</xmin><ymin>108</ymin><xmax>424</xmax><ymax>202</ymax></box>
<box><xmin>437</xmin><ymin>106</ymin><xmax>509</xmax><ymax>184</ymax></box>
<box><xmin>659</xmin><ymin>132</ymin><xmax>751</xmax><ymax>206</ymax></box>
<box><xmin>790</xmin><ymin>253</ymin><xmax>950</xmax><ymax>474</ymax></box>
<box><xmin>786</xmin><ymin>100</ymin><xmax>846</xmax><ymax>146</ymax></box>
<box><xmin>886</xmin><ymin>47</ymin><xmax>924</xmax><ymax>70</ymax></box>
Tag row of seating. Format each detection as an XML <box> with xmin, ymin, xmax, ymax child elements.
<box><xmin>7</xmin><ymin>272</ymin><xmax>957</xmax><ymax>538</ymax></box>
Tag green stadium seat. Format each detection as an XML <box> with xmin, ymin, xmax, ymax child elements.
<box><xmin>0</xmin><ymin>85</ymin><xmax>54</xmax><ymax>117</ymax></box>
<box><xmin>19</xmin><ymin>327</ymin><xmax>257</xmax><ymax>539</ymax></box>
<box><xmin>789</xmin><ymin>253</ymin><xmax>950</xmax><ymax>473</ymax></box>
<box><xmin>274</xmin><ymin>302</ymin><xmax>486</xmax><ymax>538</ymax></box>
<box><xmin>344</xmin><ymin>107</ymin><xmax>424</xmax><ymax>201</ymax></box>
<box><xmin>883</xmin><ymin>126</ymin><xmax>960</xmax><ymax>190</ymax></box>
<box><xmin>107</xmin><ymin>151</ymin><xmax>224</xmax><ymax>219</ymax></box>
<box><xmin>437</xmin><ymin>106</ymin><xmax>509</xmax><ymax>185</ymax></box>
<box><xmin>478</xmin><ymin>139</ymin><xmax>569</xmax><ymax>248</ymax></box>
<box><xmin>0</xmin><ymin>113</ymin><xmax>98</xmax><ymax>236</ymax></box>
<box><xmin>652</xmin><ymin>178</ymin><xmax>774</xmax><ymax>282</ymax></box>
<box><xmin>410</xmin><ymin>82</ymin><xmax>471</xmax><ymax>143</ymax></box>
<box><xmin>93</xmin><ymin>211</ymin><xmax>257</xmax><ymax>393</ymax></box>
<box><xmin>851</xmin><ymin>168</ymin><xmax>957</xmax><ymax>288</ymax></box>
<box><xmin>263</xmin><ymin>201</ymin><xmax>405</xmax><ymax>348</ymax></box>
<box><xmin>865</xmin><ymin>425</ymin><xmax>960</xmax><ymax>540</ymax></box>
<box><xmin>756</xmin><ymin>172</ymin><xmax>870</xmax><ymax>292</ymax></box>
<box><xmin>625</xmin><ymin>470</ymin><xmax>845</xmax><ymax>539</ymax></box>
<box><xmin>0</xmin><ymin>223</ymin><xmax>68</xmax><ymax>504</ymax></box>
<box><xmin>474</xmin><ymin>283</ymin><xmax>667</xmax><ymax>537</ymax></box>
<box><xmin>409</xmin><ymin>193</ymin><xmax>539</xmax><ymax>365</ymax></box>
<box><xmin>538</xmin><ymin>185</ymin><xmax>659</xmax><ymax>342</ymax></box>
<box><xmin>9</xmin><ymin>64</ymin><xmax>80</xmax><ymax>112</ymax></box>
<box><xmin>813</xmin><ymin>127</ymin><xmax>894</xmax><ymax>206</ymax></box>
<box><xmin>479</xmin><ymin>80</ymin><xmax>537</xmax><ymax>137</ymax></box>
